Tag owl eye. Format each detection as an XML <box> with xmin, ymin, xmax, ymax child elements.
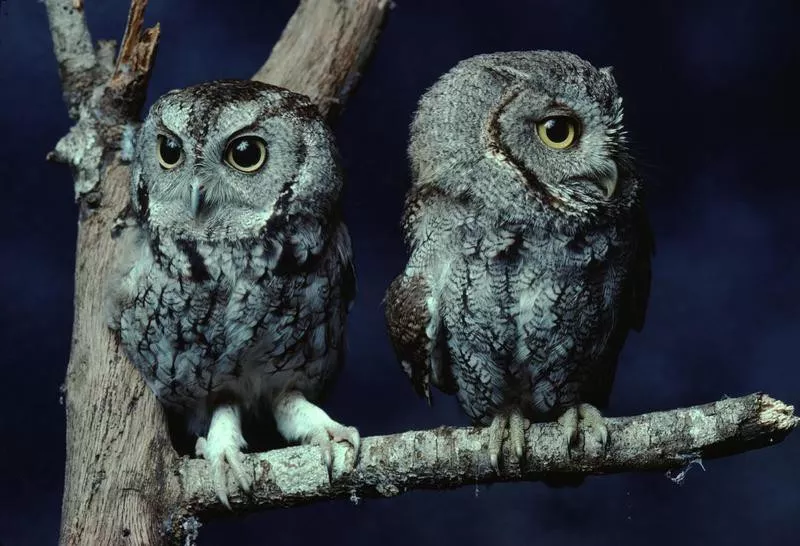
<box><xmin>536</xmin><ymin>116</ymin><xmax>579</xmax><ymax>149</ymax></box>
<box><xmin>157</xmin><ymin>134</ymin><xmax>184</xmax><ymax>169</ymax></box>
<box><xmin>225</xmin><ymin>136</ymin><xmax>268</xmax><ymax>173</ymax></box>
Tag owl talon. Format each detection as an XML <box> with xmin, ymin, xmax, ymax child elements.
<box><xmin>308</xmin><ymin>423</ymin><xmax>360</xmax><ymax>476</ymax></box>
<box><xmin>578</xmin><ymin>403</ymin><xmax>609</xmax><ymax>448</ymax></box>
<box><xmin>196</xmin><ymin>405</ymin><xmax>251</xmax><ymax>510</ymax></box>
<box><xmin>488</xmin><ymin>413</ymin><xmax>508</xmax><ymax>471</ymax></box>
<box><xmin>558</xmin><ymin>403</ymin><xmax>609</xmax><ymax>453</ymax></box>
<box><xmin>558</xmin><ymin>407</ymin><xmax>580</xmax><ymax>447</ymax></box>
<box><xmin>308</xmin><ymin>430</ymin><xmax>334</xmax><ymax>472</ymax></box>
<box><xmin>509</xmin><ymin>411</ymin><xmax>526</xmax><ymax>461</ymax></box>
<box><xmin>487</xmin><ymin>409</ymin><xmax>526</xmax><ymax>472</ymax></box>
<box><xmin>273</xmin><ymin>391</ymin><xmax>361</xmax><ymax>477</ymax></box>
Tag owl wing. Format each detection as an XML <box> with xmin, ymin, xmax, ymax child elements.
<box><xmin>384</xmin><ymin>187</ymin><xmax>460</xmax><ymax>403</ymax></box>
<box><xmin>581</xmin><ymin>202</ymin><xmax>654</xmax><ymax>409</ymax></box>
<box><xmin>105</xmin><ymin>219</ymin><xmax>148</xmax><ymax>332</ymax></box>
<box><xmin>385</xmin><ymin>271</ymin><xmax>457</xmax><ymax>404</ymax></box>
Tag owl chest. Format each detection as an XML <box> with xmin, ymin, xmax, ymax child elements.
<box><xmin>450</xmin><ymin>229</ymin><xmax>623</xmax><ymax>362</ymax></box>
<box><xmin>121</xmin><ymin>241</ymin><xmax>322</xmax><ymax>381</ymax></box>
<box><xmin>516</xmin><ymin>233</ymin><xmax>623</xmax><ymax>353</ymax></box>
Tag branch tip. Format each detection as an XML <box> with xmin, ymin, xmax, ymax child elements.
<box><xmin>758</xmin><ymin>394</ymin><xmax>798</xmax><ymax>430</ymax></box>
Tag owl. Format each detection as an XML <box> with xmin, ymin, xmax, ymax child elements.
<box><xmin>107</xmin><ymin>80</ymin><xmax>359</xmax><ymax>507</ymax></box>
<box><xmin>385</xmin><ymin>51</ymin><xmax>653</xmax><ymax>470</ymax></box>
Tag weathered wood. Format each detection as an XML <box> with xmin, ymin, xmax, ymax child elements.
<box><xmin>252</xmin><ymin>0</ymin><xmax>391</xmax><ymax>119</ymax></box>
<box><xmin>46</xmin><ymin>0</ymin><xmax>173</xmax><ymax>543</ymax></box>
<box><xmin>177</xmin><ymin>393</ymin><xmax>798</xmax><ymax>514</ymax></box>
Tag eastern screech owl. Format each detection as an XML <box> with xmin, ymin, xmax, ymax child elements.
<box><xmin>385</xmin><ymin>51</ymin><xmax>653</xmax><ymax>470</ymax></box>
<box><xmin>108</xmin><ymin>80</ymin><xmax>359</xmax><ymax>507</ymax></box>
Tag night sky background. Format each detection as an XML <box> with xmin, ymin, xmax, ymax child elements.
<box><xmin>2</xmin><ymin>0</ymin><xmax>799</xmax><ymax>544</ymax></box>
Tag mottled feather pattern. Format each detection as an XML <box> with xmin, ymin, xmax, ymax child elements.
<box><xmin>385</xmin><ymin>51</ymin><xmax>653</xmax><ymax>435</ymax></box>
<box><xmin>107</xmin><ymin>79</ymin><xmax>360</xmax><ymax>480</ymax></box>
<box><xmin>113</xmin><ymin>207</ymin><xmax>353</xmax><ymax>419</ymax></box>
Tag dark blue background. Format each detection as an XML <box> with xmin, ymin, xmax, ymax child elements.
<box><xmin>1</xmin><ymin>1</ymin><xmax>799</xmax><ymax>544</ymax></box>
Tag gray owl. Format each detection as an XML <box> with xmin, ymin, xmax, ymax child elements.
<box><xmin>108</xmin><ymin>80</ymin><xmax>359</xmax><ymax>507</ymax></box>
<box><xmin>385</xmin><ymin>51</ymin><xmax>653</xmax><ymax>469</ymax></box>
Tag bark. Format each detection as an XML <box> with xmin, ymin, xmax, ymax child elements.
<box><xmin>252</xmin><ymin>0</ymin><xmax>391</xmax><ymax>119</ymax></box>
<box><xmin>177</xmin><ymin>393</ymin><xmax>798</xmax><ymax>515</ymax></box>
<box><xmin>45</xmin><ymin>1</ymin><xmax>797</xmax><ymax>545</ymax></box>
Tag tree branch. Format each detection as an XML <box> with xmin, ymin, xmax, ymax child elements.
<box><xmin>252</xmin><ymin>0</ymin><xmax>391</xmax><ymax>120</ymax></box>
<box><xmin>45</xmin><ymin>0</ymin><xmax>102</xmax><ymax>117</ymax></box>
<box><xmin>175</xmin><ymin>393</ymin><xmax>797</xmax><ymax>515</ymax></box>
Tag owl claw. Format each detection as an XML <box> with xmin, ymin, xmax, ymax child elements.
<box><xmin>487</xmin><ymin>409</ymin><xmax>527</xmax><ymax>472</ymax></box>
<box><xmin>196</xmin><ymin>405</ymin><xmax>252</xmax><ymax>510</ymax></box>
<box><xmin>488</xmin><ymin>414</ymin><xmax>508</xmax><ymax>471</ymax></box>
<box><xmin>558</xmin><ymin>403</ymin><xmax>609</xmax><ymax>454</ymax></box>
<box><xmin>273</xmin><ymin>391</ymin><xmax>361</xmax><ymax>479</ymax></box>
<box><xmin>509</xmin><ymin>411</ymin><xmax>526</xmax><ymax>460</ymax></box>
<box><xmin>308</xmin><ymin>422</ymin><xmax>361</xmax><ymax>477</ymax></box>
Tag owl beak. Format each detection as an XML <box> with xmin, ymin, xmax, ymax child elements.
<box><xmin>597</xmin><ymin>175</ymin><xmax>617</xmax><ymax>199</ymax></box>
<box><xmin>594</xmin><ymin>162</ymin><xmax>618</xmax><ymax>199</ymax></box>
<box><xmin>190</xmin><ymin>181</ymin><xmax>205</xmax><ymax>218</ymax></box>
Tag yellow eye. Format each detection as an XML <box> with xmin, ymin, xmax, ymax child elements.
<box><xmin>536</xmin><ymin>116</ymin><xmax>579</xmax><ymax>149</ymax></box>
<box><xmin>225</xmin><ymin>136</ymin><xmax>268</xmax><ymax>173</ymax></box>
<box><xmin>157</xmin><ymin>134</ymin><xmax>184</xmax><ymax>169</ymax></box>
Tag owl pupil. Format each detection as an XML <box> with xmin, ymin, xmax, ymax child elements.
<box><xmin>544</xmin><ymin>118</ymin><xmax>569</xmax><ymax>143</ymax></box>
<box><xmin>232</xmin><ymin>138</ymin><xmax>259</xmax><ymax>167</ymax></box>
<box><xmin>160</xmin><ymin>138</ymin><xmax>181</xmax><ymax>164</ymax></box>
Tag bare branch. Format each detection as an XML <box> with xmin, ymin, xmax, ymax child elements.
<box><xmin>253</xmin><ymin>0</ymin><xmax>392</xmax><ymax>120</ymax></box>
<box><xmin>46</xmin><ymin>0</ymin><xmax>160</xmax><ymax>205</ymax></box>
<box><xmin>175</xmin><ymin>393</ymin><xmax>798</xmax><ymax>514</ymax></box>
<box><xmin>44</xmin><ymin>0</ymin><xmax>103</xmax><ymax>117</ymax></box>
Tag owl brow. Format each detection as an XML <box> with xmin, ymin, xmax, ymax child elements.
<box><xmin>154</xmin><ymin>119</ymin><xmax>182</xmax><ymax>140</ymax></box>
<box><xmin>226</xmin><ymin>121</ymin><xmax>262</xmax><ymax>140</ymax></box>
<box><xmin>543</xmin><ymin>101</ymin><xmax>578</xmax><ymax>118</ymax></box>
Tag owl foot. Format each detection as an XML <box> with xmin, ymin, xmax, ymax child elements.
<box><xmin>273</xmin><ymin>391</ymin><xmax>361</xmax><ymax>477</ymax></box>
<box><xmin>558</xmin><ymin>403</ymin><xmax>609</xmax><ymax>453</ymax></box>
<box><xmin>195</xmin><ymin>405</ymin><xmax>252</xmax><ymax>510</ymax></box>
<box><xmin>487</xmin><ymin>409</ymin><xmax>526</xmax><ymax>472</ymax></box>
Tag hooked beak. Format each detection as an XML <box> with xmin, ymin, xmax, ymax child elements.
<box><xmin>592</xmin><ymin>162</ymin><xmax>618</xmax><ymax>199</ymax></box>
<box><xmin>190</xmin><ymin>181</ymin><xmax>205</xmax><ymax>218</ymax></box>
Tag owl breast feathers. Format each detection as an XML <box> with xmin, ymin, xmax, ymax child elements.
<box><xmin>107</xmin><ymin>80</ymin><xmax>359</xmax><ymax>507</ymax></box>
<box><xmin>385</xmin><ymin>51</ymin><xmax>653</xmax><ymax>466</ymax></box>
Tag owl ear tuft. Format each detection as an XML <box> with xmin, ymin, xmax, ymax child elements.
<box><xmin>600</xmin><ymin>66</ymin><xmax>615</xmax><ymax>78</ymax></box>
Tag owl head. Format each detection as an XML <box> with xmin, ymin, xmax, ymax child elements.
<box><xmin>409</xmin><ymin>51</ymin><xmax>640</xmax><ymax>226</ymax></box>
<box><xmin>130</xmin><ymin>80</ymin><xmax>341</xmax><ymax>241</ymax></box>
